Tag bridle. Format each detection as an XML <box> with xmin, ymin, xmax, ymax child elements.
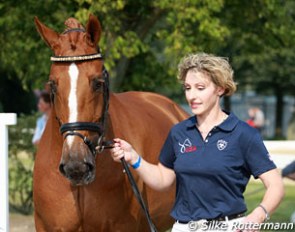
<box><xmin>50</xmin><ymin>28</ymin><xmax>157</xmax><ymax>232</ymax></box>
<box><xmin>51</xmin><ymin>50</ymin><xmax>112</xmax><ymax>156</ymax></box>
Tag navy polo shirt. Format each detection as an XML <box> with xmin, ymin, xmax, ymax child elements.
<box><xmin>159</xmin><ymin>112</ymin><xmax>276</xmax><ymax>221</ymax></box>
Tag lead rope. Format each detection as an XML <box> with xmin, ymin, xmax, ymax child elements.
<box><xmin>120</xmin><ymin>158</ymin><xmax>158</xmax><ymax>232</ymax></box>
<box><xmin>99</xmin><ymin>66</ymin><xmax>158</xmax><ymax>232</ymax></box>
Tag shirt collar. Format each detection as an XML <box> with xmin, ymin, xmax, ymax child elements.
<box><xmin>185</xmin><ymin>115</ymin><xmax>197</xmax><ymax>128</ymax></box>
<box><xmin>218</xmin><ymin>112</ymin><xmax>239</xmax><ymax>132</ymax></box>
<box><xmin>185</xmin><ymin>111</ymin><xmax>239</xmax><ymax>132</ymax></box>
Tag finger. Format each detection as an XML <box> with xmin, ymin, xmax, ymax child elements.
<box><xmin>113</xmin><ymin>138</ymin><xmax>122</xmax><ymax>145</ymax></box>
<box><xmin>119</xmin><ymin>141</ymin><xmax>131</xmax><ymax>150</ymax></box>
<box><xmin>114</xmin><ymin>152</ymin><xmax>125</xmax><ymax>161</ymax></box>
<box><xmin>113</xmin><ymin>140</ymin><xmax>124</xmax><ymax>149</ymax></box>
<box><xmin>111</xmin><ymin>150</ymin><xmax>124</xmax><ymax>160</ymax></box>
<box><xmin>113</xmin><ymin>149</ymin><xmax>124</xmax><ymax>157</ymax></box>
<box><xmin>110</xmin><ymin>147</ymin><xmax>118</xmax><ymax>155</ymax></box>
<box><xmin>112</xmin><ymin>146</ymin><xmax>121</xmax><ymax>152</ymax></box>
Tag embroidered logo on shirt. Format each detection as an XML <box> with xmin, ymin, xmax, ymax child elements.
<box><xmin>179</xmin><ymin>138</ymin><xmax>197</xmax><ymax>153</ymax></box>
<box><xmin>217</xmin><ymin>139</ymin><xmax>228</xmax><ymax>151</ymax></box>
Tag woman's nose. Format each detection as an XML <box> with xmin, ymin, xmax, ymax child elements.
<box><xmin>186</xmin><ymin>89</ymin><xmax>196</xmax><ymax>101</ymax></box>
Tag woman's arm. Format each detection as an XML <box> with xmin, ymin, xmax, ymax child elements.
<box><xmin>110</xmin><ymin>138</ymin><xmax>176</xmax><ymax>191</ymax></box>
<box><xmin>244</xmin><ymin>169</ymin><xmax>284</xmax><ymax>225</ymax></box>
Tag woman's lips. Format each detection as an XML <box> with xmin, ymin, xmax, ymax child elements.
<box><xmin>190</xmin><ymin>102</ymin><xmax>201</xmax><ymax>109</ymax></box>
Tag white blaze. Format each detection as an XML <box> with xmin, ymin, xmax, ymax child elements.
<box><xmin>67</xmin><ymin>63</ymin><xmax>79</xmax><ymax>147</ymax></box>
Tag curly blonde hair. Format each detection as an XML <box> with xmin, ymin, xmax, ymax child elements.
<box><xmin>177</xmin><ymin>53</ymin><xmax>237</xmax><ymax>96</ymax></box>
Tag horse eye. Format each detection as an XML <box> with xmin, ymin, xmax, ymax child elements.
<box><xmin>48</xmin><ymin>80</ymin><xmax>57</xmax><ymax>95</ymax></box>
<box><xmin>47</xmin><ymin>80</ymin><xmax>57</xmax><ymax>102</ymax></box>
<box><xmin>92</xmin><ymin>78</ymin><xmax>104</xmax><ymax>92</ymax></box>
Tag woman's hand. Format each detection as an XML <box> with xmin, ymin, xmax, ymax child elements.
<box><xmin>236</xmin><ymin>207</ymin><xmax>266</xmax><ymax>232</ymax></box>
<box><xmin>110</xmin><ymin>138</ymin><xmax>139</xmax><ymax>165</ymax></box>
<box><xmin>110</xmin><ymin>138</ymin><xmax>176</xmax><ymax>191</ymax></box>
<box><xmin>236</xmin><ymin>169</ymin><xmax>284</xmax><ymax>232</ymax></box>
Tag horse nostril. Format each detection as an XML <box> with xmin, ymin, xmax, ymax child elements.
<box><xmin>85</xmin><ymin>162</ymin><xmax>94</xmax><ymax>172</ymax></box>
<box><xmin>59</xmin><ymin>163</ymin><xmax>66</xmax><ymax>176</ymax></box>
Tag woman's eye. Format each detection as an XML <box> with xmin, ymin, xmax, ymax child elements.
<box><xmin>183</xmin><ymin>85</ymin><xmax>190</xmax><ymax>91</ymax></box>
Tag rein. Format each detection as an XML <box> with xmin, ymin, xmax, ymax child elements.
<box><xmin>50</xmin><ymin>51</ymin><xmax>157</xmax><ymax>232</ymax></box>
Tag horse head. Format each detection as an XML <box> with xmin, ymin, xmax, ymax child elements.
<box><xmin>35</xmin><ymin>15</ymin><xmax>108</xmax><ymax>186</ymax></box>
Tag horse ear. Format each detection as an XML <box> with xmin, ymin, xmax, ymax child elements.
<box><xmin>85</xmin><ymin>14</ymin><xmax>102</xmax><ymax>46</ymax></box>
<box><xmin>34</xmin><ymin>16</ymin><xmax>59</xmax><ymax>50</ymax></box>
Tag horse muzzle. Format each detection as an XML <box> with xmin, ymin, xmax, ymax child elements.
<box><xmin>59</xmin><ymin>159</ymin><xmax>95</xmax><ymax>186</ymax></box>
<box><xmin>59</xmin><ymin>139</ymin><xmax>96</xmax><ymax>185</ymax></box>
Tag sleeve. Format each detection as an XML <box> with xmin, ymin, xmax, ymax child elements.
<box><xmin>282</xmin><ymin>161</ymin><xmax>295</xmax><ymax>177</ymax></box>
<box><xmin>159</xmin><ymin>130</ymin><xmax>176</xmax><ymax>169</ymax></box>
<box><xmin>244</xmin><ymin>132</ymin><xmax>276</xmax><ymax>179</ymax></box>
<box><xmin>32</xmin><ymin>117</ymin><xmax>43</xmax><ymax>144</ymax></box>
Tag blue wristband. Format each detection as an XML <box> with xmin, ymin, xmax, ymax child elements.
<box><xmin>131</xmin><ymin>155</ymin><xmax>141</xmax><ymax>169</ymax></box>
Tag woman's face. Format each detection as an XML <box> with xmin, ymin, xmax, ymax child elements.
<box><xmin>184</xmin><ymin>70</ymin><xmax>224</xmax><ymax>116</ymax></box>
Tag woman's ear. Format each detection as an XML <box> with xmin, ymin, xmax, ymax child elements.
<box><xmin>217</xmin><ymin>87</ymin><xmax>226</xmax><ymax>97</ymax></box>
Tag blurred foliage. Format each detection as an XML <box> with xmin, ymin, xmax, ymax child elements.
<box><xmin>2</xmin><ymin>0</ymin><xmax>294</xmax><ymax>216</ymax></box>
<box><xmin>0</xmin><ymin>0</ymin><xmax>77</xmax><ymax>89</ymax></box>
<box><xmin>75</xmin><ymin>0</ymin><xmax>231</xmax><ymax>99</ymax></box>
<box><xmin>1</xmin><ymin>0</ymin><xmax>295</xmax><ymax>136</ymax></box>
<box><xmin>244</xmin><ymin>181</ymin><xmax>295</xmax><ymax>231</ymax></box>
<box><xmin>8</xmin><ymin>113</ymin><xmax>37</xmax><ymax>215</ymax></box>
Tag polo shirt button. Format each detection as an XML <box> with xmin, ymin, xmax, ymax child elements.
<box><xmin>205</xmin><ymin>139</ymin><xmax>208</xmax><ymax>143</ymax></box>
<box><xmin>208</xmin><ymin>133</ymin><xmax>212</xmax><ymax>136</ymax></box>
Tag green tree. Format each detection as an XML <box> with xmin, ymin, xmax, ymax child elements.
<box><xmin>220</xmin><ymin>0</ymin><xmax>295</xmax><ymax>138</ymax></box>
<box><xmin>0</xmin><ymin>0</ymin><xmax>78</xmax><ymax>113</ymax></box>
<box><xmin>9</xmin><ymin>113</ymin><xmax>37</xmax><ymax>214</ymax></box>
<box><xmin>73</xmin><ymin>0</ymin><xmax>230</xmax><ymax>103</ymax></box>
<box><xmin>1</xmin><ymin>0</ymin><xmax>295</xmax><ymax>137</ymax></box>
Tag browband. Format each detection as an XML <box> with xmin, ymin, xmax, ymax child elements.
<box><xmin>50</xmin><ymin>53</ymin><xmax>102</xmax><ymax>62</ymax></box>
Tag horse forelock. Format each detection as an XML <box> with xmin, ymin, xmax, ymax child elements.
<box><xmin>64</xmin><ymin>17</ymin><xmax>84</xmax><ymax>31</ymax></box>
<box><xmin>58</xmin><ymin>32</ymin><xmax>89</xmax><ymax>56</ymax></box>
<box><xmin>57</xmin><ymin>27</ymin><xmax>94</xmax><ymax>56</ymax></box>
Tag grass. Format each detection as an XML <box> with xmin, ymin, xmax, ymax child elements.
<box><xmin>9</xmin><ymin>181</ymin><xmax>295</xmax><ymax>231</ymax></box>
<box><xmin>243</xmin><ymin>181</ymin><xmax>295</xmax><ymax>232</ymax></box>
<box><xmin>9</xmin><ymin>152</ymin><xmax>34</xmax><ymax>215</ymax></box>
<box><xmin>165</xmin><ymin>181</ymin><xmax>294</xmax><ymax>232</ymax></box>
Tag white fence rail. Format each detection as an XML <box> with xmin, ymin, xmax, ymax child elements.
<box><xmin>0</xmin><ymin>113</ymin><xmax>17</xmax><ymax>232</ymax></box>
<box><xmin>264</xmin><ymin>140</ymin><xmax>295</xmax><ymax>152</ymax></box>
<box><xmin>264</xmin><ymin>140</ymin><xmax>295</xmax><ymax>169</ymax></box>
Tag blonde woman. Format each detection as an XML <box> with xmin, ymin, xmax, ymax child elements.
<box><xmin>111</xmin><ymin>53</ymin><xmax>284</xmax><ymax>232</ymax></box>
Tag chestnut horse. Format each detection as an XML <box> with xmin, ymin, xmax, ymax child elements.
<box><xmin>33</xmin><ymin>15</ymin><xmax>188</xmax><ymax>232</ymax></box>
